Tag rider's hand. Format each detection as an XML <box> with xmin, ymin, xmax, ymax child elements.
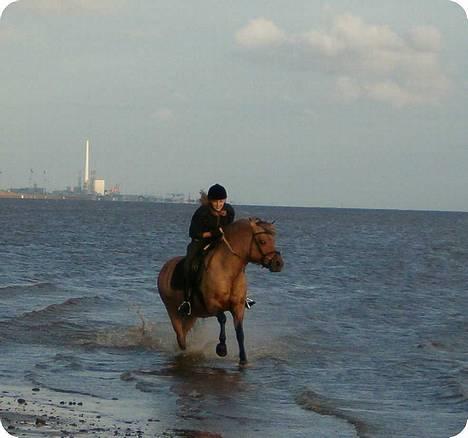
<box><xmin>211</xmin><ymin>228</ymin><xmax>223</xmax><ymax>239</ymax></box>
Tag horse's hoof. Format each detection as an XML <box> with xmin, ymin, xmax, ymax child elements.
<box><xmin>239</xmin><ymin>359</ymin><xmax>248</xmax><ymax>367</ymax></box>
<box><xmin>216</xmin><ymin>343</ymin><xmax>227</xmax><ymax>357</ymax></box>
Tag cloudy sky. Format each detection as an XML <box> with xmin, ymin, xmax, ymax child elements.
<box><xmin>0</xmin><ymin>0</ymin><xmax>467</xmax><ymax>210</ymax></box>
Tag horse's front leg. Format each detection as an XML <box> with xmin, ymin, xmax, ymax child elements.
<box><xmin>216</xmin><ymin>311</ymin><xmax>227</xmax><ymax>357</ymax></box>
<box><xmin>233</xmin><ymin>311</ymin><xmax>247</xmax><ymax>365</ymax></box>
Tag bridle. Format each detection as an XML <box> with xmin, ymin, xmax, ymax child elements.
<box><xmin>220</xmin><ymin>218</ymin><xmax>281</xmax><ymax>269</ymax></box>
<box><xmin>248</xmin><ymin>219</ymin><xmax>281</xmax><ymax>269</ymax></box>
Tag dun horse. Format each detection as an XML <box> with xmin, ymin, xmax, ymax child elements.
<box><xmin>158</xmin><ymin>218</ymin><xmax>283</xmax><ymax>365</ymax></box>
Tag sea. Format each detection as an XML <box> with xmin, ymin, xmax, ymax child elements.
<box><xmin>0</xmin><ymin>199</ymin><xmax>467</xmax><ymax>437</ymax></box>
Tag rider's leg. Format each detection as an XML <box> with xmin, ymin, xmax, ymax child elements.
<box><xmin>178</xmin><ymin>240</ymin><xmax>202</xmax><ymax>315</ymax></box>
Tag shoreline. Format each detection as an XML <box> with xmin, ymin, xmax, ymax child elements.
<box><xmin>0</xmin><ymin>383</ymin><xmax>226</xmax><ymax>438</ymax></box>
<box><xmin>1</xmin><ymin>193</ymin><xmax>467</xmax><ymax>213</ymax></box>
<box><xmin>0</xmin><ymin>383</ymin><xmax>156</xmax><ymax>437</ymax></box>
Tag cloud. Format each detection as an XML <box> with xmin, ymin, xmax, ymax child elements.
<box><xmin>409</xmin><ymin>25</ymin><xmax>442</xmax><ymax>52</ymax></box>
<box><xmin>365</xmin><ymin>81</ymin><xmax>419</xmax><ymax>108</ymax></box>
<box><xmin>302</xmin><ymin>14</ymin><xmax>406</xmax><ymax>54</ymax></box>
<box><xmin>235</xmin><ymin>17</ymin><xmax>287</xmax><ymax>49</ymax></box>
<box><xmin>235</xmin><ymin>14</ymin><xmax>450</xmax><ymax>107</ymax></box>
<box><xmin>335</xmin><ymin>76</ymin><xmax>362</xmax><ymax>102</ymax></box>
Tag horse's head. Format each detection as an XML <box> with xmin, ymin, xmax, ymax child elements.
<box><xmin>248</xmin><ymin>218</ymin><xmax>284</xmax><ymax>272</ymax></box>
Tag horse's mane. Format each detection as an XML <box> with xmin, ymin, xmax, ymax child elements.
<box><xmin>252</xmin><ymin>218</ymin><xmax>276</xmax><ymax>235</ymax></box>
<box><xmin>227</xmin><ymin>217</ymin><xmax>276</xmax><ymax>236</ymax></box>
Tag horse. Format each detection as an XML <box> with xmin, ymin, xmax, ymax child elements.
<box><xmin>158</xmin><ymin>217</ymin><xmax>283</xmax><ymax>365</ymax></box>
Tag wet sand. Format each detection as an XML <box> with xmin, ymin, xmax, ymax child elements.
<box><xmin>1</xmin><ymin>384</ymin><xmax>146</xmax><ymax>437</ymax></box>
<box><xmin>0</xmin><ymin>383</ymin><xmax>222</xmax><ymax>437</ymax></box>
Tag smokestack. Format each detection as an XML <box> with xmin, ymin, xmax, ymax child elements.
<box><xmin>84</xmin><ymin>139</ymin><xmax>90</xmax><ymax>191</ymax></box>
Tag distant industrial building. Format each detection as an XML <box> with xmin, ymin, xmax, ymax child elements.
<box><xmin>10</xmin><ymin>185</ymin><xmax>46</xmax><ymax>195</ymax></box>
<box><xmin>94</xmin><ymin>179</ymin><xmax>105</xmax><ymax>195</ymax></box>
<box><xmin>2</xmin><ymin>139</ymin><xmax>125</xmax><ymax>201</ymax></box>
<box><xmin>80</xmin><ymin>139</ymin><xmax>105</xmax><ymax>195</ymax></box>
<box><xmin>83</xmin><ymin>139</ymin><xmax>90</xmax><ymax>192</ymax></box>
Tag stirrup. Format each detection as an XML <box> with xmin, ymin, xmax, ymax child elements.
<box><xmin>245</xmin><ymin>297</ymin><xmax>256</xmax><ymax>309</ymax></box>
<box><xmin>177</xmin><ymin>301</ymin><xmax>192</xmax><ymax>316</ymax></box>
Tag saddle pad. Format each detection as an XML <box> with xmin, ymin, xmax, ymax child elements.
<box><xmin>170</xmin><ymin>241</ymin><xmax>218</xmax><ymax>292</ymax></box>
<box><xmin>170</xmin><ymin>257</ymin><xmax>186</xmax><ymax>291</ymax></box>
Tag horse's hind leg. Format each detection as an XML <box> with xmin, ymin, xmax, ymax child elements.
<box><xmin>182</xmin><ymin>316</ymin><xmax>196</xmax><ymax>339</ymax></box>
<box><xmin>216</xmin><ymin>312</ymin><xmax>227</xmax><ymax>357</ymax></box>
<box><xmin>168</xmin><ymin>312</ymin><xmax>187</xmax><ymax>350</ymax></box>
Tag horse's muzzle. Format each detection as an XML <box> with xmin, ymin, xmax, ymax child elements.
<box><xmin>268</xmin><ymin>252</ymin><xmax>284</xmax><ymax>272</ymax></box>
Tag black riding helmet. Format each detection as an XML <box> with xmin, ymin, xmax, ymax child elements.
<box><xmin>207</xmin><ymin>184</ymin><xmax>227</xmax><ymax>200</ymax></box>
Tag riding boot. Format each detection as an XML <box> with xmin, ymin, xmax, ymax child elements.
<box><xmin>178</xmin><ymin>240</ymin><xmax>202</xmax><ymax>316</ymax></box>
<box><xmin>177</xmin><ymin>284</ymin><xmax>192</xmax><ymax>316</ymax></box>
<box><xmin>245</xmin><ymin>297</ymin><xmax>256</xmax><ymax>309</ymax></box>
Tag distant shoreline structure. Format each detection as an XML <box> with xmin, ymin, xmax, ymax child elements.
<box><xmin>2</xmin><ymin>191</ymin><xmax>467</xmax><ymax>213</ymax></box>
<box><xmin>0</xmin><ymin>190</ymin><xmax>197</xmax><ymax>204</ymax></box>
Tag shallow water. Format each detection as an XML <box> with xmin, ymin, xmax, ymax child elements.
<box><xmin>0</xmin><ymin>200</ymin><xmax>467</xmax><ymax>437</ymax></box>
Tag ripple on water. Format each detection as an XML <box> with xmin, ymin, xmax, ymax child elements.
<box><xmin>295</xmin><ymin>390</ymin><xmax>371</xmax><ymax>438</ymax></box>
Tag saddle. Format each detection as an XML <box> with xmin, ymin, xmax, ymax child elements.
<box><xmin>170</xmin><ymin>242</ymin><xmax>217</xmax><ymax>293</ymax></box>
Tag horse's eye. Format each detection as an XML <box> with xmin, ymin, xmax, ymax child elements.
<box><xmin>259</xmin><ymin>239</ymin><xmax>266</xmax><ymax>245</ymax></box>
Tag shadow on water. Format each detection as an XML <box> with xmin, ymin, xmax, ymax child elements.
<box><xmin>126</xmin><ymin>352</ymin><xmax>247</xmax><ymax>396</ymax></box>
<box><xmin>122</xmin><ymin>353</ymin><xmax>250</xmax><ymax>429</ymax></box>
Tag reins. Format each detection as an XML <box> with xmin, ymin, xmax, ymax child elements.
<box><xmin>222</xmin><ymin>234</ymin><xmax>242</xmax><ymax>258</ymax></box>
<box><xmin>221</xmin><ymin>218</ymin><xmax>280</xmax><ymax>269</ymax></box>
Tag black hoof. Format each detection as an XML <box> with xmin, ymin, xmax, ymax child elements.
<box><xmin>239</xmin><ymin>359</ymin><xmax>248</xmax><ymax>367</ymax></box>
<box><xmin>216</xmin><ymin>343</ymin><xmax>227</xmax><ymax>357</ymax></box>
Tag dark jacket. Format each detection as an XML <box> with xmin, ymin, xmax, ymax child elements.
<box><xmin>189</xmin><ymin>204</ymin><xmax>235</xmax><ymax>242</ymax></box>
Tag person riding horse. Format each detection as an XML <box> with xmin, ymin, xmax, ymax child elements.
<box><xmin>159</xmin><ymin>214</ymin><xmax>283</xmax><ymax>364</ymax></box>
<box><xmin>177</xmin><ymin>184</ymin><xmax>255</xmax><ymax>316</ymax></box>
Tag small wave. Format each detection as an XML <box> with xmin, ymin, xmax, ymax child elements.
<box><xmin>0</xmin><ymin>281</ymin><xmax>57</xmax><ymax>296</ymax></box>
<box><xmin>0</xmin><ymin>319</ymin><xmax>89</xmax><ymax>345</ymax></box>
<box><xmin>25</xmin><ymin>371</ymin><xmax>103</xmax><ymax>399</ymax></box>
<box><xmin>432</xmin><ymin>376</ymin><xmax>468</xmax><ymax>409</ymax></box>
<box><xmin>165</xmin><ymin>430</ymin><xmax>223</xmax><ymax>438</ymax></box>
<box><xmin>166</xmin><ymin>429</ymin><xmax>222</xmax><ymax>438</ymax></box>
<box><xmin>296</xmin><ymin>390</ymin><xmax>372</xmax><ymax>438</ymax></box>
<box><xmin>10</xmin><ymin>295</ymin><xmax>107</xmax><ymax>321</ymax></box>
<box><xmin>0</xmin><ymin>296</ymin><xmax>106</xmax><ymax>345</ymax></box>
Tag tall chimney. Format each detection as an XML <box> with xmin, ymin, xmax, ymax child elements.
<box><xmin>84</xmin><ymin>139</ymin><xmax>90</xmax><ymax>191</ymax></box>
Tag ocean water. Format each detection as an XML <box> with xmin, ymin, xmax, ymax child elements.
<box><xmin>0</xmin><ymin>200</ymin><xmax>467</xmax><ymax>437</ymax></box>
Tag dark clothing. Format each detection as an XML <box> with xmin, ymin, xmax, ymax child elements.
<box><xmin>189</xmin><ymin>203</ymin><xmax>235</xmax><ymax>243</ymax></box>
<box><xmin>183</xmin><ymin>239</ymin><xmax>205</xmax><ymax>292</ymax></box>
<box><xmin>183</xmin><ymin>203</ymin><xmax>235</xmax><ymax>302</ymax></box>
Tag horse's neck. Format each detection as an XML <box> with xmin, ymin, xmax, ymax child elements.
<box><xmin>213</xmin><ymin>221</ymin><xmax>252</xmax><ymax>273</ymax></box>
<box><xmin>210</xmin><ymin>239</ymin><xmax>246</xmax><ymax>278</ymax></box>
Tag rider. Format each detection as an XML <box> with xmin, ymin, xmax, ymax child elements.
<box><xmin>177</xmin><ymin>184</ymin><xmax>255</xmax><ymax>316</ymax></box>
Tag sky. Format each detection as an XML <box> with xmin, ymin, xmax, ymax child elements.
<box><xmin>0</xmin><ymin>0</ymin><xmax>467</xmax><ymax>210</ymax></box>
